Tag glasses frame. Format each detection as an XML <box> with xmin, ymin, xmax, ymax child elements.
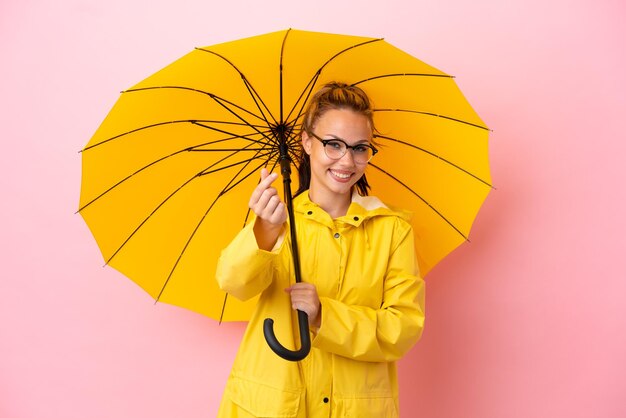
<box><xmin>307</xmin><ymin>131</ymin><xmax>378</xmax><ymax>164</ymax></box>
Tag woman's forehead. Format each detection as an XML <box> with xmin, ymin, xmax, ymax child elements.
<box><xmin>314</xmin><ymin>109</ymin><xmax>372</xmax><ymax>137</ymax></box>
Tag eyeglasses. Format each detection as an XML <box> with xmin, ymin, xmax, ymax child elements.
<box><xmin>308</xmin><ymin>131</ymin><xmax>378</xmax><ymax>164</ymax></box>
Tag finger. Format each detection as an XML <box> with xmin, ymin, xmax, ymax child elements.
<box><xmin>253</xmin><ymin>189</ymin><xmax>280</xmax><ymax>217</ymax></box>
<box><xmin>291</xmin><ymin>285</ymin><xmax>318</xmax><ymax>300</ymax></box>
<box><xmin>259</xmin><ymin>170</ymin><xmax>279</xmax><ymax>189</ymax></box>
<box><xmin>291</xmin><ymin>298</ymin><xmax>318</xmax><ymax>319</ymax></box>
<box><xmin>265</xmin><ymin>198</ymin><xmax>286</xmax><ymax>224</ymax></box>
<box><xmin>270</xmin><ymin>201</ymin><xmax>286</xmax><ymax>224</ymax></box>
<box><xmin>292</xmin><ymin>303</ymin><xmax>313</xmax><ymax>314</ymax></box>
<box><xmin>255</xmin><ymin>186</ymin><xmax>279</xmax><ymax>207</ymax></box>
<box><xmin>249</xmin><ymin>174</ymin><xmax>279</xmax><ymax>207</ymax></box>
<box><xmin>288</xmin><ymin>283</ymin><xmax>315</xmax><ymax>292</ymax></box>
<box><xmin>290</xmin><ymin>296</ymin><xmax>314</xmax><ymax>309</ymax></box>
<box><xmin>258</xmin><ymin>195</ymin><xmax>282</xmax><ymax>219</ymax></box>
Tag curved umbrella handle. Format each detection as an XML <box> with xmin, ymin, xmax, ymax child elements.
<box><xmin>263</xmin><ymin>141</ymin><xmax>311</xmax><ymax>361</ymax></box>
<box><xmin>263</xmin><ymin>310</ymin><xmax>311</xmax><ymax>361</ymax></box>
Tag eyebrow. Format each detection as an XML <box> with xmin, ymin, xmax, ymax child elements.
<box><xmin>322</xmin><ymin>134</ymin><xmax>371</xmax><ymax>145</ymax></box>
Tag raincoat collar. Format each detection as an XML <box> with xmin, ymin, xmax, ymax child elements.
<box><xmin>294</xmin><ymin>191</ymin><xmax>412</xmax><ymax>229</ymax></box>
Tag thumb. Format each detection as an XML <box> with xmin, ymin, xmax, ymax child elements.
<box><xmin>260</xmin><ymin>167</ymin><xmax>269</xmax><ymax>181</ymax></box>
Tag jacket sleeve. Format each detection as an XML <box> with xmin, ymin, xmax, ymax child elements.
<box><xmin>312</xmin><ymin>221</ymin><xmax>425</xmax><ymax>362</ymax></box>
<box><xmin>215</xmin><ymin>220</ymin><xmax>285</xmax><ymax>301</ymax></box>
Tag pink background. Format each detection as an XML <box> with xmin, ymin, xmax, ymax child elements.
<box><xmin>2</xmin><ymin>0</ymin><xmax>625</xmax><ymax>417</ymax></box>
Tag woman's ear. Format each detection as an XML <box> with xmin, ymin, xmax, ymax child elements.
<box><xmin>301</xmin><ymin>131</ymin><xmax>312</xmax><ymax>155</ymax></box>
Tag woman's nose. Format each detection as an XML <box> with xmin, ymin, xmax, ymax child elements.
<box><xmin>338</xmin><ymin>148</ymin><xmax>356</xmax><ymax>164</ymax></box>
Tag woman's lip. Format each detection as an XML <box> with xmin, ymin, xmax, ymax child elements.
<box><xmin>329</xmin><ymin>169</ymin><xmax>353</xmax><ymax>182</ymax></box>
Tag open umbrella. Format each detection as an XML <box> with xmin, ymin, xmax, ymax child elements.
<box><xmin>79</xmin><ymin>29</ymin><xmax>492</xmax><ymax>360</ymax></box>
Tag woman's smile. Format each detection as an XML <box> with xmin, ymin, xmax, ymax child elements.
<box><xmin>329</xmin><ymin>168</ymin><xmax>354</xmax><ymax>181</ymax></box>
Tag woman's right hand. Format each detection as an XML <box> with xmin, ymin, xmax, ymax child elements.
<box><xmin>249</xmin><ymin>168</ymin><xmax>286</xmax><ymax>250</ymax></box>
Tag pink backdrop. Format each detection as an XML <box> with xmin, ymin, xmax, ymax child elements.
<box><xmin>2</xmin><ymin>0</ymin><xmax>625</xmax><ymax>417</ymax></box>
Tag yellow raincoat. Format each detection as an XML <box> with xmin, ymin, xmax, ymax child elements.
<box><xmin>216</xmin><ymin>192</ymin><xmax>425</xmax><ymax>418</ymax></box>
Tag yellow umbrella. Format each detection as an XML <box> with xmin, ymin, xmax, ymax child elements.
<box><xmin>79</xmin><ymin>28</ymin><xmax>492</xmax><ymax>325</ymax></box>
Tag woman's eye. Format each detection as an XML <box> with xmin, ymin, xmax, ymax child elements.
<box><xmin>327</xmin><ymin>141</ymin><xmax>343</xmax><ymax>149</ymax></box>
<box><xmin>354</xmin><ymin>145</ymin><xmax>369</xmax><ymax>153</ymax></box>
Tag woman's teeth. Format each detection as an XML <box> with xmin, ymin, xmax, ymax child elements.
<box><xmin>330</xmin><ymin>170</ymin><xmax>351</xmax><ymax>179</ymax></box>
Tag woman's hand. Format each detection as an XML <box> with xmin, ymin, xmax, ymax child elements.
<box><xmin>285</xmin><ymin>283</ymin><xmax>321</xmax><ymax>328</ymax></box>
<box><xmin>249</xmin><ymin>168</ymin><xmax>286</xmax><ymax>225</ymax></box>
<box><xmin>249</xmin><ymin>168</ymin><xmax>287</xmax><ymax>250</ymax></box>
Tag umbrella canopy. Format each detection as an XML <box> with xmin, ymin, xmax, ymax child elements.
<box><xmin>79</xmin><ymin>28</ymin><xmax>492</xmax><ymax>322</ymax></box>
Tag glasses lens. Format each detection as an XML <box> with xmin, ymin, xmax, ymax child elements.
<box><xmin>323</xmin><ymin>140</ymin><xmax>346</xmax><ymax>159</ymax></box>
<box><xmin>351</xmin><ymin>144</ymin><xmax>373</xmax><ymax>163</ymax></box>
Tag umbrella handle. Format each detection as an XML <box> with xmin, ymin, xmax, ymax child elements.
<box><xmin>262</xmin><ymin>141</ymin><xmax>311</xmax><ymax>361</ymax></box>
<box><xmin>263</xmin><ymin>310</ymin><xmax>311</xmax><ymax>361</ymax></box>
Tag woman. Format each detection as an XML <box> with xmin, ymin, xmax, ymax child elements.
<box><xmin>216</xmin><ymin>82</ymin><xmax>425</xmax><ymax>417</ymax></box>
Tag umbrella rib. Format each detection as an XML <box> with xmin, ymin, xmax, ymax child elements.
<box><xmin>192</xmin><ymin>121</ymin><xmax>274</xmax><ymax>147</ymax></box>
<box><xmin>285</xmin><ymin>37</ymin><xmax>385</xmax><ymax>122</ymax></box>
<box><xmin>122</xmin><ymin>85</ymin><xmax>272</xmax><ymax>141</ymax></box>
<box><xmin>374</xmin><ymin>108</ymin><xmax>490</xmax><ymax>131</ymax></box>
<box><xmin>219</xmin><ymin>293</ymin><xmax>228</xmax><ymax>324</ymax></box>
<box><xmin>279</xmin><ymin>30</ymin><xmax>289</xmax><ymax>124</ymax></box>
<box><xmin>198</xmin><ymin>148</ymin><xmax>277</xmax><ymax>178</ymax></box>
<box><xmin>353</xmin><ymin>72</ymin><xmax>454</xmax><ymax>84</ymax></box>
<box><xmin>124</xmin><ymin>85</ymin><xmax>266</xmax><ymax>122</ymax></box>
<box><xmin>78</xmin><ymin>126</ymin><xmax>273</xmax><ymax>212</ymax></box>
<box><xmin>82</xmin><ymin>119</ymin><xmax>265</xmax><ymax>152</ymax></box>
<box><xmin>318</xmin><ymin>37</ymin><xmax>384</xmax><ymax>70</ymax></box>
<box><xmin>194</xmin><ymin>47</ymin><xmax>278</xmax><ymax>128</ymax></box>
<box><xmin>368</xmin><ymin>163</ymin><xmax>469</xmax><ymax>241</ymax></box>
<box><xmin>104</xmin><ymin>144</ymin><xmax>277</xmax><ymax>267</ymax></box>
<box><xmin>241</xmin><ymin>77</ymin><xmax>279</xmax><ymax>129</ymax></box>
<box><xmin>287</xmin><ymin>138</ymin><xmax>302</xmax><ymax>167</ymax></box>
<box><xmin>374</xmin><ymin>134</ymin><xmax>493</xmax><ymax>188</ymax></box>
<box><xmin>206</xmin><ymin>91</ymin><xmax>279</xmax><ymax>148</ymax></box>
<box><xmin>284</xmin><ymin>73</ymin><xmax>321</xmax><ymax>129</ymax></box>
<box><xmin>155</xmin><ymin>146</ymin><xmax>279</xmax><ymax>305</ymax></box>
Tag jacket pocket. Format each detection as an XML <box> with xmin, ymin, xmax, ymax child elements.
<box><xmin>227</xmin><ymin>375</ymin><xmax>302</xmax><ymax>417</ymax></box>
<box><xmin>333</xmin><ymin>394</ymin><xmax>399</xmax><ymax>418</ymax></box>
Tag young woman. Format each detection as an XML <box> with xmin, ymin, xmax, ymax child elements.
<box><xmin>216</xmin><ymin>82</ymin><xmax>425</xmax><ymax>417</ymax></box>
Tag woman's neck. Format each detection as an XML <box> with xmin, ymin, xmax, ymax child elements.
<box><xmin>308</xmin><ymin>188</ymin><xmax>351</xmax><ymax>219</ymax></box>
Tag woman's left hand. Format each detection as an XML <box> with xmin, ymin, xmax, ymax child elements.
<box><xmin>285</xmin><ymin>283</ymin><xmax>321</xmax><ymax>328</ymax></box>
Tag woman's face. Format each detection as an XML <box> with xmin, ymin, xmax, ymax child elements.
<box><xmin>302</xmin><ymin>108</ymin><xmax>373</xmax><ymax>201</ymax></box>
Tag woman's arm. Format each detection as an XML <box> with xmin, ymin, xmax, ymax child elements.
<box><xmin>312</xmin><ymin>222</ymin><xmax>425</xmax><ymax>362</ymax></box>
<box><xmin>216</xmin><ymin>220</ymin><xmax>284</xmax><ymax>301</ymax></box>
<box><xmin>216</xmin><ymin>168</ymin><xmax>287</xmax><ymax>301</ymax></box>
